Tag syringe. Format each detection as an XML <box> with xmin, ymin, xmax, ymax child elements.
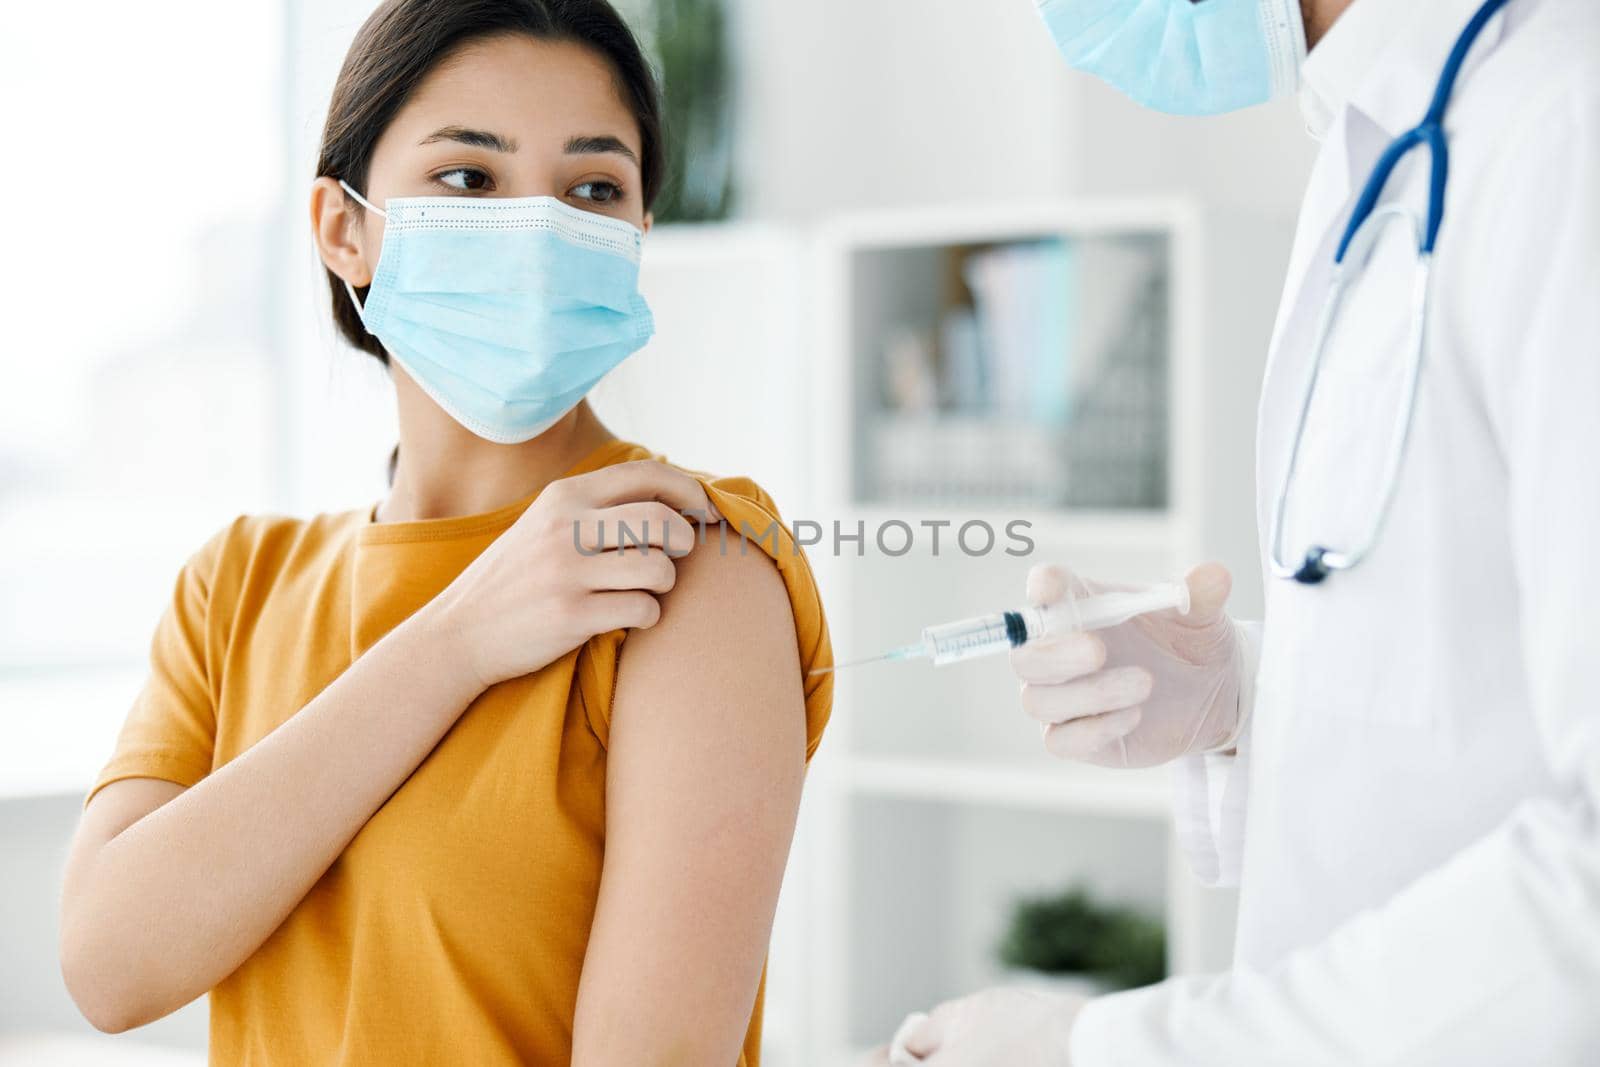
<box><xmin>816</xmin><ymin>581</ymin><xmax>1190</xmax><ymax>672</ymax></box>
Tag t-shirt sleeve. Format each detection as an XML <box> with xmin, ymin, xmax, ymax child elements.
<box><xmin>84</xmin><ymin>522</ymin><xmax>233</xmax><ymax>808</ymax></box>
<box><xmin>575</xmin><ymin>473</ymin><xmax>834</xmax><ymax>760</ymax></box>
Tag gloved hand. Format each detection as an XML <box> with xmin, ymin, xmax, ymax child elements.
<box><xmin>860</xmin><ymin>988</ymin><xmax>1086</xmax><ymax>1066</ymax></box>
<box><xmin>1011</xmin><ymin>562</ymin><xmax>1243</xmax><ymax>768</ymax></box>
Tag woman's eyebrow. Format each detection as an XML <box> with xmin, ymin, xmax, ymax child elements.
<box><xmin>565</xmin><ymin>134</ymin><xmax>639</xmax><ymax>166</ymax></box>
<box><xmin>419</xmin><ymin>126</ymin><xmax>519</xmax><ymax>152</ymax></box>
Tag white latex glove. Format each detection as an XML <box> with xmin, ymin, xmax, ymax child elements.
<box><xmin>888</xmin><ymin>1012</ymin><xmax>932</xmax><ymax>1064</ymax></box>
<box><xmin>865</xmin><ymin>988</ymin><xmax>1085</xmax><ymax>1066</ymax></box>
<box><xmin>1011</xmin><ymin>562</ymin><xmax>1242</xmax><ymax>768</ymax></box>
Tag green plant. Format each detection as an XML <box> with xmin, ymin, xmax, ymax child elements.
<box><xmin>616</xmin><ymin>0</ymin><xmax>736</xmax><ymax>223</ymax></box>
<box><xmin>996</xmin><ymin>886</ymin><xmax>1167</xmax><ymax>991</ymax></box>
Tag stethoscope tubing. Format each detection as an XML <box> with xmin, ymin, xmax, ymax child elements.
<box><xmin>1268</xmin><ymin>0</ymin><xmax>1512</xmax><ymax>585</ymax></box>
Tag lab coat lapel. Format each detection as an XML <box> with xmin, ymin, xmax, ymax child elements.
<box><xmin>1255</xmin><ymin>104</ymin><xmax>1394</xmax><ymax>545</ymax></box>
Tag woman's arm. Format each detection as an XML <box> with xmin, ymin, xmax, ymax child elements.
<box><xmin>60</xmin><ymin>461</ymin><xmax>715</xmax><ymax>1034</ymax></box>
<box><xmin>571</xmin><ymin>528</ymin><xmax>808</xmax><ymax>1067</ymax></box>
<box><xmin>59</xmin><ymin>609</ymin><xmax>484</xmax><ymax>1033</ymax></box>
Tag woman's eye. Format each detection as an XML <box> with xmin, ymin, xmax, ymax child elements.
<box><xmin>570</xmin><ymin>181</ymin><xmax>623</xmax><ymax>205</ymax></box>
<box><xmin>434</xmin><ymin>167</ymin><xmax>492</xmax><ymax>192</ymax></box>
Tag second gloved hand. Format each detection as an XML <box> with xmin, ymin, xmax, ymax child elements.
<box><xmin>865</xmin><ymin>988</ymin><xmax>1085</xmax><ymax>1066</ymax></box>
<box><xmin>1011</xmin><ymin>563</ymin><xmax>1243</xmax><ymax>768</ymax></box>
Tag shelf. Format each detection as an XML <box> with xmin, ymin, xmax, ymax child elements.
<box><xmin>839</xmin><ymin>755</ymin><xmax>1172</xmax><ymax>820</ymax></box>
<box><xmin>818</xmin><ymin>198</ymin><xmax>1199</xmax><ymax>251</ymax></box>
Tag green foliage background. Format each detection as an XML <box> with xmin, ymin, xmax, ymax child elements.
<box><xmin>615</xmin><ymin>0</ymin><xmax>736</xmax><ymax>223</ymax></box>
<box><xmin>996</xmin><ymin>886</ymin><xmax>1167</xmax><ymax>991</ymax></box>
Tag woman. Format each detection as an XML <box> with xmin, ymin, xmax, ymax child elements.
<box><xmin>57</xmin><ymin>2</ymin><xmax>832</xmax><ymax>1063</ymax></box>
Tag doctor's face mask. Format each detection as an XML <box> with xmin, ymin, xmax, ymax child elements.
<box><xmin>1036</xmin><ymin>0</ymin><xmax>1306</xmax><ymax>115</ymax></box>
<box><xmin>338</xmin><ymin>180</ymin><xmax>654</xmax><ymax>445</ymax></box>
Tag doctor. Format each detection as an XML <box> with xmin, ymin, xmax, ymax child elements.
<box><xmin>878</xmin><ymin>0</ymin><xmax>1600</xmax><ymax>1063</ymax></box>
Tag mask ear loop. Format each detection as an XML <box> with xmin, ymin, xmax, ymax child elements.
<box><xmin>336</xmin><ymin>179</ymin><xmax>386</xmax><ymax>324</ymax></box>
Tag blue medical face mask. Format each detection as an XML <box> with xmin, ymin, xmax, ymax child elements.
<box><xmin>338</xmin><ymin>180</ymin><xmax>654</xmax><ymax>444</ymax></box>
<box><xmin>1036</xmin><ymin>0</ymin><xmax>1305</xmax><ymax>116</ymax></box>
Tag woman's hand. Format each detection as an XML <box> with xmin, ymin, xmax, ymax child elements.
<box><xmin>424</xmin><ymin>460</ymin><xmax>719</xmax><ymax>690</ymax></box>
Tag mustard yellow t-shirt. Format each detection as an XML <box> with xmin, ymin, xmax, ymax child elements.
<box><xmin>87</xmin><ymin>438</ymin><xmax>833</xmax><ymax>1065</ymax></box>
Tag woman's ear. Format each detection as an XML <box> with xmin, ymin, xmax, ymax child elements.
<box><xmin>309</xmin><ymin>176</ymin><xmax>376</xmax><ymax>287</ymax></box>
<box><xmin>641</xmin><ymin>210</ymin><xmax>653</xmax><ymax>236</ymax></box>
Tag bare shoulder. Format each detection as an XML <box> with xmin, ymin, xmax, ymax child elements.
<box><xmin>666</xmin><ymin>525</ymin><xmax>792</xmax><ymax>625</ymax></box>
<box><xmin>613</xmin><ymin>524</ymin><xmax>803</xmax><ymax>720</ymax></box>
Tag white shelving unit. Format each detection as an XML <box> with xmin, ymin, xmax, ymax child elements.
<box><xmin>797</xmin><ymin>198</ymin><xmax>1243</xmax><ymax>1064</ymax></box>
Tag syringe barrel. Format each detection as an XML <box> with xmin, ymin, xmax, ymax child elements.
<box><xmin>920</xmin><ymin>611</ymin><xmax>1019</xmax><ymax>665</ymax></box>
<box><xmin>915</xmin><ymin>582</ymin><xmax>1189</xmax><ymax>667</ymax></box>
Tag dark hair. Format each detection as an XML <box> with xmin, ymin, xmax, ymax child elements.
<box><xmin>315</xmin><ymin>0</ymin><xmax>665</xmax><ymax>364</ymax></box>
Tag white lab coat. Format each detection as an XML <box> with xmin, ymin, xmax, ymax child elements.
<box><xmin>1071</xmin><ymin>0</ymin><xmax>1600</xmax><ymax>1063</ymax></box>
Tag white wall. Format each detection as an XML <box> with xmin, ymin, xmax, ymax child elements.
<box><xmin>1068</xmin><ymin>79</ymin><xmax>1318</xmax><ymax>212</ymax></box>
<box><xmin>735</xmin><ymin>0</ymin><xmax>1073</xmax><ymax>219</ymax></box>
<box><xmin>736</xmin><ymin>0</ymin><xmax>1316</xmax><ymax>215</ymax></box>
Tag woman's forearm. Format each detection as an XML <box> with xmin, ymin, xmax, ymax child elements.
<box><xmin>60</xmin><ymin>604</ymin><xmax>483</xmax><ymax>1031</ymax></box>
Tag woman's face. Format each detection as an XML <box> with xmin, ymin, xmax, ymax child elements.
<box><xmin>318</xmin><ymin>33</ymin><xmax>650</xmax><ymax>291</ymax></box>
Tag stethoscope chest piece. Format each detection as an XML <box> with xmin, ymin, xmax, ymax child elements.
<box><xmin>1291</xmin><ymin>546</ymin><xmax>1334</xmax><ymax>585</ymax></box>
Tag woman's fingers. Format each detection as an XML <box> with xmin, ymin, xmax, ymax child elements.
<box><xmin>1020</xmin><ymin>665</ymin><xmax>1152</xmax><ymax>724</ymax></box>
<box><xmin>574</xmin><ymin>460</ymin><xmax>721</xmax><ymax>522</ymax></box>
<box><xmin>583</xmin><ymin>546</ymin><xmax>677</xmax><ymax>594</ymax></box>
<box><xmin>1042</xmin><ymin>705</ymin><xmax>1143</xmax><ymax>760</ymax></box>
<box><xmin>578</xmin><ymin>501</ymin><xmax>698</xmax><ymax>555</ymax></box>
<box><xmin>580</xmin><ymin>590</ymin><xmax>663</xmax><ymax>633</ymax></box>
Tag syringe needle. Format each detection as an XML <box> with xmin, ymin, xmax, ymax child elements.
<box><xmin>808</xmin><ymin>643</ymin><xmax>927</xmax><ymax>675</ymax></box>
<box><xmin>808</xmin><ymin>653</ymin><xmax>889</xmax><ymax>675</ymax></box>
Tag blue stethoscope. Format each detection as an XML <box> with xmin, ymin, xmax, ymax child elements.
<box><xmin>1269</xmin><ymin>0</ymin><xmax>1511</xmax><ymax>585</ymax></box>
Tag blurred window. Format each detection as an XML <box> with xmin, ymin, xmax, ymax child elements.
<box><xmin>0</xmin><ymin>0</ymin><xmax>283</xmax><ymax>789</ymax></box>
